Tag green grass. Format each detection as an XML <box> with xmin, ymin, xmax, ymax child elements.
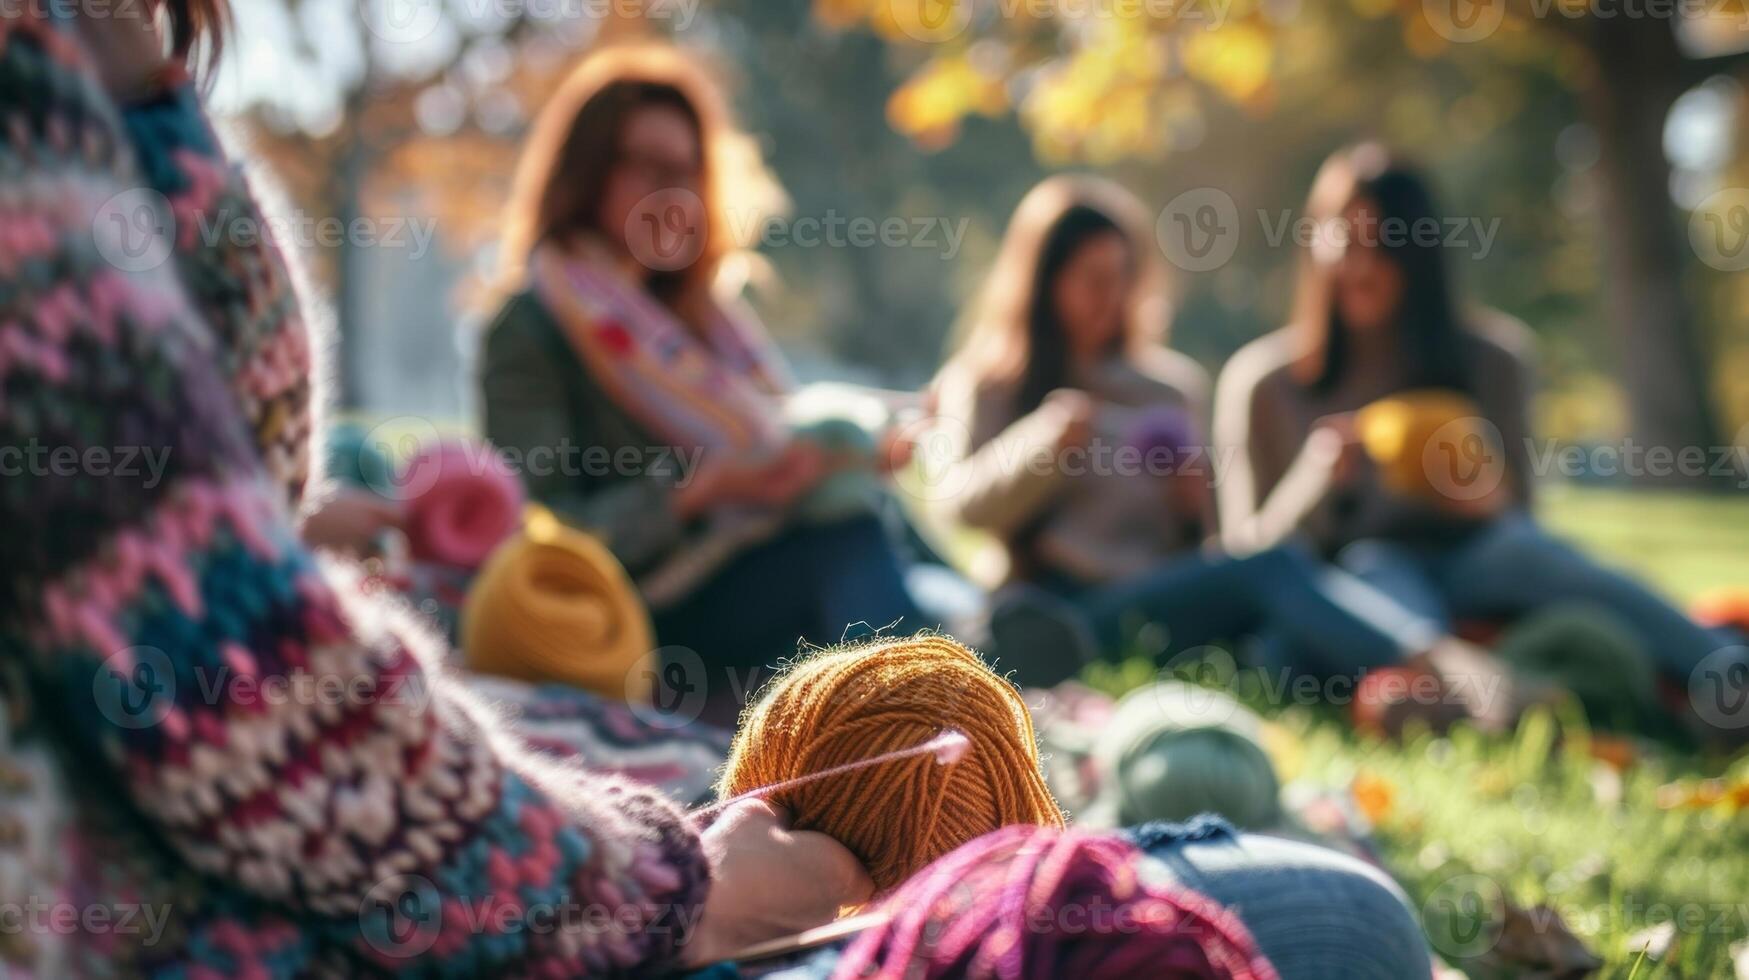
<box><xmin>1539</xmin><ymin>486</ymin><xmax>1749</xmax><ymax>606</ymax></box>
<box><xmin>1085</xmin><ymin>487</ymin><xmax>1749</xmax><ymax>979</ymax></box>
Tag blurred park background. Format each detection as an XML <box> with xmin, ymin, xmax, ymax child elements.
<box><xmin>205</xmin><ymin>4</ymin><xmax>1749</xmax><ymax>975</ymax></box>
<box><xmin>214</xmin><ymin>0</ymin><xmax>1749</xmax><ymax>477</ymax></box>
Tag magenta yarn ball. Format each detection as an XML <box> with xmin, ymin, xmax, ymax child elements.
<box><xmin>831</xmin><ymin>825</ymin><xmax>1277</xmax><ymax>980</ymax></box>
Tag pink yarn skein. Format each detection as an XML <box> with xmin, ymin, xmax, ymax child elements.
<box><xmin>402</xmin><ymin>440</ymin><xmax>525</xmax><ymax>569</ymax></box>
<box><xmin>832</xmin><ymin>826</ymin><xmax>1277</xmax><ymax>980</ymax></box>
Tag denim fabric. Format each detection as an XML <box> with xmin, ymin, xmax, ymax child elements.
<box><xmin>1127</xmin><ymin>819</ymin><xmax>1434</xmax><ymax>980</ymax></box>
<box><xmin>1046</xmin><ymin>543</ymin><xmax>1440</xmax><ymax>675</ymax></box>
<box><xmin>1337</xmin><ymin>512</ymin><xmax>1740</xmax><ymax>682</ymax></box>
<box><xmin>651</xmin><ymin>515</ymin><xmax>927</xmax><ymax>673</ymax></box>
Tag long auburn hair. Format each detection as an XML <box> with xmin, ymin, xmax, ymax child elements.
<box><xmin>1289</xmin><ymin>144</ymin><xmax>1473</xmax><ymax>395</ymax></box>
<box><xmin>947</xmin><ymin>175</ymin><xmax>1168</xmax><ymax>418</ymax></box>
<box><xmin>499</xmin><ymin>44</ymin><xmax>764</xmax><ymax>320</ymax></box>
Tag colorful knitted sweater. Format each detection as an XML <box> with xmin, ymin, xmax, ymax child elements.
<box><xmin>0</xmin><ymin>15</ymin><xmax>709</xmax><ymax>978</ymax></box>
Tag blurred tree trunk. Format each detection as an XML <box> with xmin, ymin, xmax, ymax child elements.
<box><xmin>332</xmin><ymin>109</ymin><xmax>370</xmax><ymax>410</ymax></box>
<box><xmin>1579</xmin><ymin>19</ymin><xmax>1726</xmax><ymax>483</ymax></box>
<box><xmin>331</xmin><ymin>1</ymin><xmax>382</xmax><ymax>411</ymax></box>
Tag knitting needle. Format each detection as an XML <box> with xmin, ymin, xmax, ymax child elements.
<box><xmin>690</xmin><ymin>728</ymin><xmax>969</xmax><ymax>824</ymax></box>
<box><xmin>725</xmin><ymin>910</ymin><xmax>892</xmax><ymax>964</ymax></box>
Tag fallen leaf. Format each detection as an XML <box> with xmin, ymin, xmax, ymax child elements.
<box><xmin>1351</xmin><ymin>771</ymin><xmax>1396</xmax><ymax>825</ymax></box>
<box><xmin>1587</xmin><ymin>736</ymin><xmax>1637</xmax><ymax>772</ymax></box>
<box><xmin>1473</xmin><ymin>901</ymin><xmax>1603</xmax><ymax>979</ymax></box>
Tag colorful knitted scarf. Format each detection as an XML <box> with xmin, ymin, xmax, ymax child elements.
<box><xmin>531</xmin><ymin>241</ymin><xmax>791</xmax><ymax>457</ymax></box>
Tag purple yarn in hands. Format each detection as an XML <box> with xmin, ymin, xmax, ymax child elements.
<box><xmin>1127</xmin><ymin>405</ymin><xmax>1199</xmax><ymax>463</ymax></box>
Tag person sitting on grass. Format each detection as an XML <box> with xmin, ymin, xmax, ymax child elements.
<box><xmin>1212</xmin><ymin>144</ymin><xmax>1746</xmax><ymax>738</ymax></box>
<box><xmin>0</xmin><ymin>7</ymin><xmax>868</xmax><ymax>974</ymax></box>
<box><xmin>479</xmin><ymin>45</ymin><xmax>933</xmax><ymax>700</ymax></box>
<box><xmin>928</xmin><ymin>175</ymin><xmax>1514</xmax><ymax>724</ymax></box>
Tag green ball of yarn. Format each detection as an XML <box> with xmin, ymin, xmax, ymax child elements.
<box><xmin>791</xmin><ymin>416</ymin><xmax>885</xmax><ymax>523</ymax></box>
<box><xmin>325</xmin><ymin>421</ymin><xmax>396</xmax><ymax>493</ymax></box>
<box><xmin>1495</xmin><ymin>603</ymin><xmax>1659</xmax><ymax>729</ymax></box>
<box><xmin>793</xmin><ymin>416</ymin><xmax>877</xmax><ymax>455</ymax></box>
<box><xmin>1089</xmin><ymin>682</ymin><xmax>1282</xmax><ymax>830</ymax></box>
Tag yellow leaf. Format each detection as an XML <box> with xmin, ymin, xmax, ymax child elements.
<box><xmin>1183</xmin><ymin>23</ymin><xmax>1273</xmax><ymax>103</ymax></box>
<box><xmin>887</xmin><ymin>54</ymin><xmax>1007</xmax><ymax>146</ymax></box>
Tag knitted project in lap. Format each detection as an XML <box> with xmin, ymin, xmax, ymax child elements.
<box><xmin>0</xmin><ymin>16</ymin><xmax>706</xmax><ymax>977</ymax></box>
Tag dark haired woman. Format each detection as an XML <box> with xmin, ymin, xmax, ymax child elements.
<box><xmin>480</xmin><ymin>44</ymin><xmax>925</xmax><ymax>683</ymax></box>
<box><xmin>932</xmin><ymin>176</ymin><xmax>1485</xmax><ymax>686</ymax></box>
<box><xmin>1213</xmin><ymin>144</ymin><xmax>1739</xmax><ymax>705</ymax></box>
<box><xmin>0</xmin><ymin>11</ymin><xmax>868</xmax><ymax>974</ymax></box>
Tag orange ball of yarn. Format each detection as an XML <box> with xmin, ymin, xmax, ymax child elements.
<box><xmin>718</xmin><ymin>635</ymin><xmax>1064</xmax><ymax>890</ymax></box>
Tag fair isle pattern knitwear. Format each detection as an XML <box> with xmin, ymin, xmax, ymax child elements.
<box><xmin>0</xmin><ymin>15</ymin><xmax>709</xmax><ymax>978</ymax></box>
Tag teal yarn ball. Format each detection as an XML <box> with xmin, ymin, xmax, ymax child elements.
<box><xmin>1495</xmin><ymin>602</ymin><xmax>1660</xmax><ymax>729</ymax></box>
<box><xmin>324</xmin><ymin>420</ymin><xmax>395</xmax><ymax>493</ymax></box>
<box><xmin>791</xmin><ymin>416</ymin><xmax>885</xmax><ymax>523</ymax></box>
<box><xmin>1088</xmin><ymin>683</ymin><xmax>1282</xmax><ymax>831</ymax></box>
<box><xmin>792</xmin><ymin>415</ymin><xmax>877</xmax><ymax>455</ymax></box>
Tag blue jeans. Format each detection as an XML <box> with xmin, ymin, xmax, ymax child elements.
<box><xmin>1046</xmin><ymin>544</ymin><xmax>1440</xmax><ymax>675</ymax></box>
<box><xmin>1127</xmin><ymin>818</ymin><xmax>1433</xmax><ymax>980</ymax></box>
<box><xmin>651</xmin><ymin>516</ymin><xmax>927</xmax><ymax>675</ymax></box>
<box><xmin>1337</xmin><ymin>512</ymin><xmax>1734</xmax><ymax>683</ymax></box>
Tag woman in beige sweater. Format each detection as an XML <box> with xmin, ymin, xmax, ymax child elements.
<box><xmin>1213</xmin><ymin>145</ymin><xmax>1738</xmax><ymax>702</ymax></box>
<box><xmin>932</xmin><ymin>176</ymin><xmax>1466</xmax><ymax>685</ymax></box>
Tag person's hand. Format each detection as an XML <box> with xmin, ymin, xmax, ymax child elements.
<box><xmin>298</xmin><ymin>487</ymin><xmax>406</xmax><ymax>556</ymax></box>
<box><xmin>1041</xmin><ymin>388</ymin><xmax>1096</xmax><ymax>453</ymax></box>
<box><xmin>1165</xmin><ymin>467</ymin><xmax>1213</xmax><ymax>533</ymax></box>
<box><xmin>683</xmin><ymin>800</ymin><xmax>874</xmax><ymax>967</ymax></box>
<box><xmin>764</xmin><ymin>440</ymin><xmax>832</xmax><ymax>501</ymax></box>
<box><xmin>71</xmin><ymin>4</ymin><xmax>173</xmax><ymax>101</ymax></box>
<box><xmin>1305</xmin><ymin>412</ymin><xmax>1369</xmax><ymax>492</ymax></box>
<box><xmin>876</xmin><ymin>416</ymin><xmax>920</xmax><ymax>475</ymax></box>
<box><xmin>676</xmin><ymin>441</ymin><xmax>829</xmax><ymax>515</ymax></box>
